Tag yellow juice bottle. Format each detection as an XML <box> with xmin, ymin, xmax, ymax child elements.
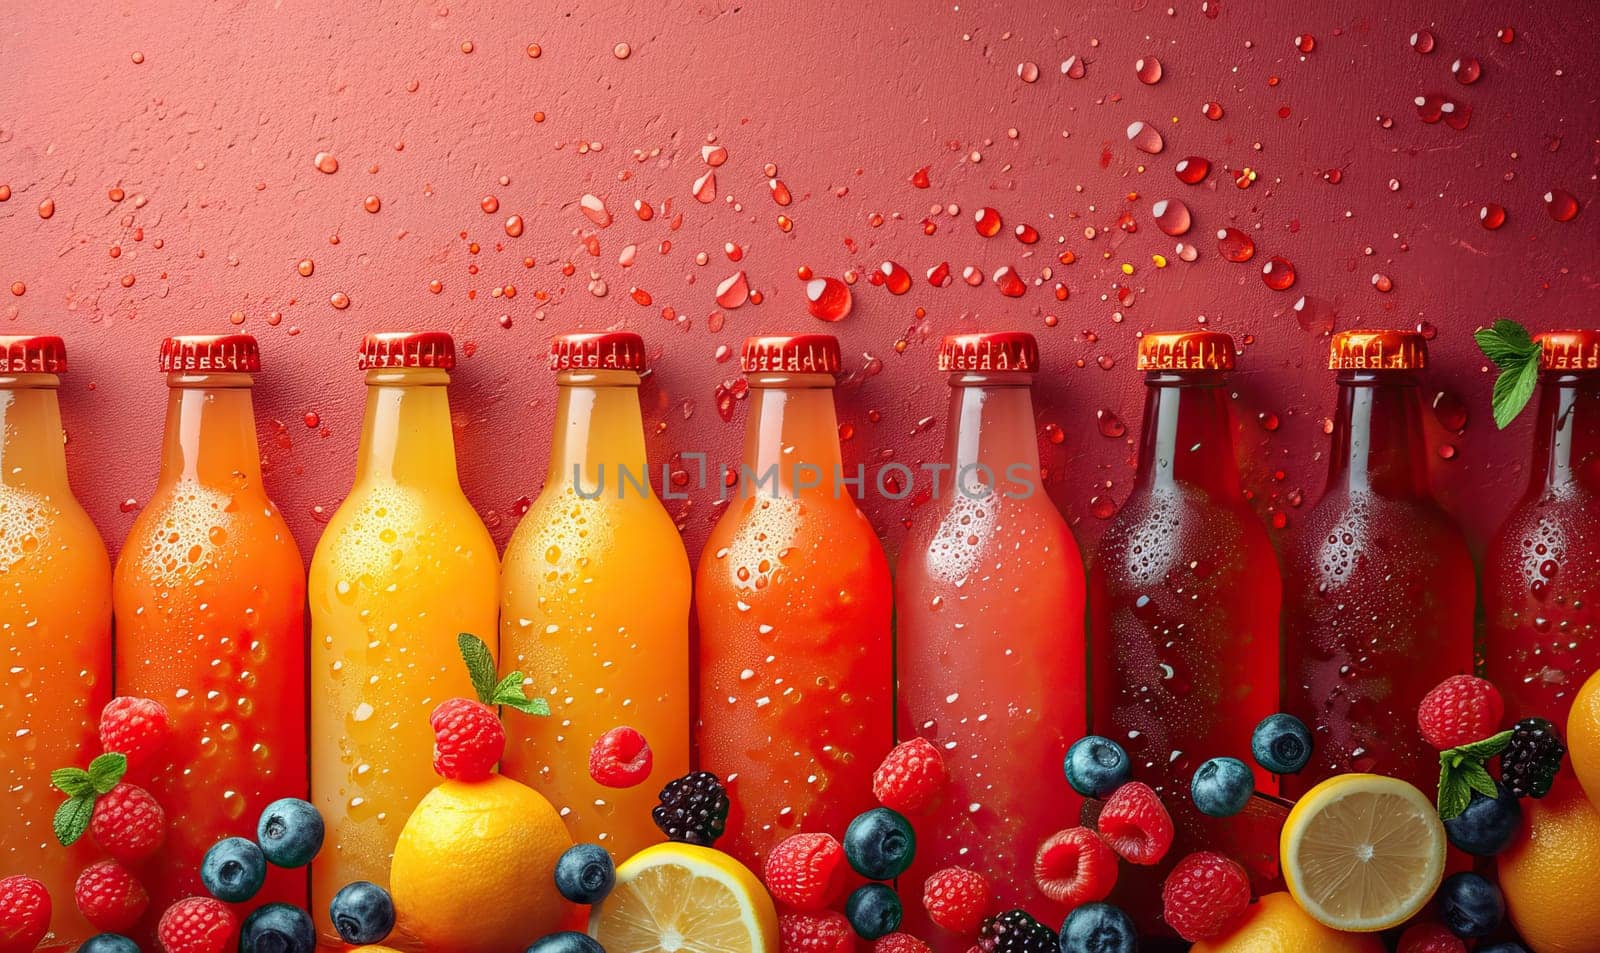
<box><xmin>0</xmin><ymin>336</ymin><xmax>111</xmax><ymax>951</ymax></box>
<box><xmin>500</xmin><ymin>332</ymin><xmax>690</xmax><ymax>859</ymax></box>
<box><xmin>308</xmin><ymin>332</ymin><xmax>498</xmax><ymax>949</ymax></box>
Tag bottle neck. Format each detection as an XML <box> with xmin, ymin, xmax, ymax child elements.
<box><xmin>944</xmin><ymin>372</ymin><xmax>1041</xmax><ymax>495</ymax></box>
<box><xmin>0</xmin><ymin>374</ymin><xmax>70</xmax><ymax>490</ymax></box>
<box><xmin>741</xmin><ymin>373</ymin><xmax>843</xmax><ymax>496</ymax></box>
<box><xmin>356</xmin><ymin>368</ymin><xmax>461</xmax><ymax>486</ymax></box>
<box><xmin>1530</xmin><ymin>371</ymin><xmax>1600</xmax><ymax>494</ymax></box>
<box><xmin>1133</xmin><ymin>372</ymin><xmax>1242</xmax><ymax>498</ymax></box>
<box><xmin>546</xmin><ymin>369</ymin><xmax>651</xmax><ymax>495</ymax></box>
<box><xmin>158</xmin><ymin>372</ymin><xmax>264</xmax><ymax>489</ymax></box>
<box><xmin>1324</xmin><ymin>371</ymin><xmax>1430</xmax><ymax>497</ymax></box>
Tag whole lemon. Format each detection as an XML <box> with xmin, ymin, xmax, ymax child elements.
<box><xmin>1189</xmin><ymin>893</ymin><xmax>1384</xmax><ymax>953</ymax></box>
<box><xmin>390</xmin><ymin>775</ymin><xmax>574</xmax><ymax>953</ymax></box>
<box><xmin>1568</xmin><ymin>666</ymin><xmax>1600</xmax><ymax>806</ymax></box>
<box><xmin>1498</xmin><ymin>779</ymin><xmax>1600</xmax><ymax>953</ymax></box>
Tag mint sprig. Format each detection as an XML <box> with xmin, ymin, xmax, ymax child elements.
<box><xmin>1436</xmin><ymin>729</ymin><xmax>1512</xmax><ymax>820</ymax></box>
<box><xmin>1474</xmin><ymin>319</ymin><xmax>1542</xmax><ymax>429</ymax></box>
<box><xmin>456</xmin><ymin>633</ymin><xmax>551</xmax><ymax>717</ymax></box>
<box><xmin>51</xmin><ymin>752</ymin><xmax>127</xmax><ymax>845</ymax></box>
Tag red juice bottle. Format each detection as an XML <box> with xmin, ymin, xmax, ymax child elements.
<box><xmin>1486</xmin><ymin>329</ymin><xmax>1600</xmax><ymax>727</ymax></box>
<box><xmin>695</xmin><ymin>334</ymin><xmax>893</xmax><ymax>866</ymax></box>
<box><xmin>1089</xmin><ymin>331</ymin><xmax>1281</xmax><ymax>927</ymax></box>
<box><xmin>1282</xmin><ymin>330</ymin><xmax>1474</xmax><ymax>797</ymax></box>
<box><xmin>896</xmin><ymin>332</ymin><xmax>1086</xmax><ymax>937</ymax></box>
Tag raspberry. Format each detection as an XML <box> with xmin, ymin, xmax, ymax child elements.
<box><xmin>763</xmin><ymin>833</ymin><xmax>846</xmax><ymax>911</ymax></box>
<box><xmin>1095</xmin><ymin>781</ymin><xmax>1174</xmax><ymax>866</ymax></box>
<box><xmin>90</xmin><ymin>782</ymin><xmax>166</xmax><ymax>864</ymax></box>
<box><xmin>1033</xmin><ymin>827</ymin><xmax>1118</xmax><ymax>908</ymax></box>
<box><xmin>1160</xmin><ymin>851</ymin><xmax>1251</xmax><ymax>941</ymax></box>
<box><xmin>157</xmin><ymin>897</ymin><xmax>237</xmax><ymax>953</ymax></box>
<box><xmin>875</xmin><ymin>934</ymin><xmax>931</xmax><ymax>953</ymax></box>
<box><xmin>652</xmin><ymin>771</ymin><xmax>730</xmax><ymax>846</ymax></box>
<box><xmin>976</xmin><ymin>910</ymin><xmax>1056</xmax><ymax>953</ymax></box>
<box><xmin>75</xmin><ymin>860</ymin><xmax>150</xmax><ymax>933</ymax></box>
<box><xmin>1397</xmin><ymin>921</ymin><xmax>1468</xmax><ymax>953</ymax></box>
<box><xmin>872</xmin><ymin>738</ymin><xmax>947</xmax><ymax>814</ymax></box>
<box><xmin>98</xmin><ymin>695</ymin><xmax>171</xmax><ymax>777</ymax></box>
<box><xmin>921</xmin><ymin>866</ymin><xmax>991</xmax><ymax>935</ymax></box>
<box><xmin>1417</xmin><ymin>675</ymin><xmax>1504</xmax><ymax>750</ymax></box>
<box><xmin>779</xmin><ymin>910</ymin><xmax>855</xmax><ymax>953</ymax></box>
<box><xmin>429</xmin><ymin>697</ymin><xmax>505</xmax><ymax>781</ymax></box>
<box><xmin>1502</xmin><ymin>717</ymin><xmax>1567</xmax><ymax>799</ymax></box>
<box><xmin>0</xmin><ymin>876</ymin><xmax>51</xmax><ymax>953</ymax></box>
<box><xmin>589</xmin><ymin>726</ymin><xmax>654</xmax><ymax>789</ymax></box>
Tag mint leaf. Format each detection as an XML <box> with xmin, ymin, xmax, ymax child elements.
<box><xmin>1491</xmin><ymin>358</ymin><xmax>1540</xmax><ymax>429</ymax></box>
<box><xmin>1474</xmin><ymin>319</ymin><xmax>1538</xmax><ymax>368</ymax></box>
<box><xmin>1455</xmin><ymin>729</ymin><xmax>1513</xmax><ymax>761</ymax></box>
<box><xmin>87</xmin><ymin>753</ymin><xmax>127</xmax><ymax>795</ymax></box>
<box><xmin>51</xmin><ymin>767</ymin><xmax>93</xmax><ymax>799</ymax></box>
<box><xmin>457</xmin><ymin>633</ymin><xmax>499</xmax><ymax>705</ymax></box>
<box><xmin>490</xmin><ymin>671</ymin><xmax>551</xmax><ymax>717</ymax></box>
<box><xmin>54</xmin><ymin>795</ymin><xmax>94</xmax><ymax>846</ymax></box>
<box><xmin>1461</xmin><ymin>762</ymin><xmax>1500</xmax><ymax>801</ymax></box>
<box><xmin>1437</xmin><ymin>729</ymin><xmax>1514</xmax><ymax>820</ymax></box>
<box><xmin>1437</xmin><ymin>770</ymin><xmax>1471</xmax><ymax>820</ymax></box>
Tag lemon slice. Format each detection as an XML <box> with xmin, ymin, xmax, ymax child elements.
<box><xmin>1280</xmin><ymin>773</ymin><xmax>1447</xmax><ymax>932</ymax></box>
<box><xmin>589</xmin><ymin>842</ymin><xmax>779</xmax><ymax>953</ymax></box>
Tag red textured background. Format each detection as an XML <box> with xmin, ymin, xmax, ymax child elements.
<box><xmin>2</xmin><ymin>0</ymin><xmax>1596</xmax><ymax>568</ymax></box>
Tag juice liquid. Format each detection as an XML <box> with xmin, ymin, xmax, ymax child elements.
<box><xmin>696</xmin><ymin>334</ymin><xmax>893</xmax><ymax>866</ymax></box>
<box><xmin>1486</xmin><ymin>330</ymin><xmax>1600</xmax><ymax>728</ymax></box>
<box><xmin>309</xmin><ymin>332</ymin><xmax>498</xmax><ymax>949</ymax></box>
<box><xmin>1088</xmin><ymin>331</ymin><xmax>1281</xmax><ymax>929</ymax></box>
<box><xmin>113</xmin><ymin>335</ymin><xmax>307</xmax><ymax>933</ymax></box>
<box><xmin>896</xmin><ymin>333</ymin><xmax>1086</xmax><ymax>938</ymax></box>
<box><xmin>0</xmin><ymin>337</ymin><xmax>111</xmax><ymax>951</ymax></box>
<box><xmin>501</xmin><ymin>332</ymin><xmax>691</xmax><ymax>859</ymax></box>
<box><xmin>1283</xmin><ymin>331</ymin><xmax>1474</xmax><ymax>796</ymax></box>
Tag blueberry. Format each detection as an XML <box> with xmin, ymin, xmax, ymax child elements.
<box><xmin>554</xmin><ymin>844</ymin><xmax>616</xmax><ymax>905</ymax></box>
<box><xmin>200</xmin><ymin>836</ymin><xmax>266</xmax><ymax>903</ymax></box>
<box><xmin>330</xmin><ymin>881</ymin><xmax>396</xmax><ymax>945</ymax></box>
<box><xmin>1478</xmin><ymin>944</ymin><xmax>1529</xmax><ymax>953</ymax></box>
<box><xmin>1063</xmin><ymin>737</ymin><xmax>1131</xmax><ymax>799</ymax></box>
<box><xmin>1439</xmin><ymin>871</ymin><xmax>1504</xmax><ymax>938</ymax></box>
<box><xmin>1058</xmin><ymin>902</ymin><xmax>1136</xmax><ymax>953</ymax></box>
<box><xmin>257</xmin><ymin>798</ymin><xmax>325</xmax><ymax>868</ymax></box>
<box><xmin>1250</xmin><ymin>714</ymin><xmax>1313</xmax><ymax>775</ymax></box>
<box><xmin>525</xmin><ymin>931</ymin><xmax>605</xmax><ymax>953</ymax></box>
<box><xmin>240</xmin><ymin>903</ymin><xmax>315</xmax><ymax>953</ymax></box>
<box><xmin>79</xmin><ymin>935</ymin><xmax>139</xmax><ymax>953</ymax></box>
<box><xmin>1190</xmin><ymin>757</ymin><xmax>1254</xmax><ymax>818</ymax></box>
<box><xmin>1444</xmin><ymin>782</ymin><xmax>1522</xmax><ymax>856</ymax></box>
<box><xmin>845</xmin><ymin>883</ymin><xmax>902</xmax><ymax>940</ymax></box>
<box><xmin>843</xmin><ymin>808</ymin><xmax>916</xmax><ymax>880</ymax></box>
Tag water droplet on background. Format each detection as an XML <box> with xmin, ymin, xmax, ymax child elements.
<box><xmin>1175</xmin><ymin>157</ymin><xmax>1210</xmax><ymax>184</ymax></box>
<box><xmin>1216</xmin><ymin>227</ymin><xmax>1255</xmax><ymax>262</ymax></box>
<box><xmin>1135</xmin><ymin>56</ymin><xmax>1163</xmax><ymax>84</ymax></box>
<box><xmin>1151</xmin><ymin>199</ymin><xmax>1192</xmax><ymax>236</ymax></box>
<box><xmin>1545</xmin><ymin>190</ymin><xmax>1580</xmax><ymax>222</ymax></box>
<box><xmin>1126</xmin><ymin>121</ymin><xmax>1164</xmax><ymax>154</ymax></box>
<box><xmin>1479</xmin><ymin>204</ymin><xmax>1506</xmax><ymax>230</ymax></box>
<box><xmin>1262</xmin><ymin>257</ymin><xmax>1296</xmax><ymax>291</ymax></box>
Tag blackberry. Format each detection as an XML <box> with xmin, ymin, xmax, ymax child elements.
<box><xmin>651</xmin><ymin>771</ymin><xmax>729</xmax><ymax>846</ymax></box>
<box><xmin>976</xmin><ymin>910</ymin><xmax>1057</xmax><ymax>953</ymax></box>
<box><xmin>1501</xmin><ymin>717</ymin><xmax>1566</xmax><ymax>799</ymax></box>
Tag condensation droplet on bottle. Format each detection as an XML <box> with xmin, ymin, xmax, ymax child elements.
<box><xmin>1201</xmin><ymin>101</ymin><xmax>1224</xmax><ymax>121</ymax></box>
<box><xmin>992</xmin><ymin>267</ymin><xmax>1026</xmax><ymax>298</ymax></box>
<box><xmin>314</xmin><ymin>152</ymin><xmax>339</xmax><ymax>174</ymax></box>
<box><xmin>1452</xmin><ymin>57</ymin><xmax>1482</xmax><ymax>84</ymax></box>
<box><xmin>878</xmin><ymin>261</ymin><xmax>912</xmax><ymax>295</ymax></box>
<box><xmin>1432</xmin><ymin>391</ymin><xmax>1469</xmax><ymax>432</ymax></box>
<box><xmin>1371</xmin><ymin>273</ymin><xmax>1393</xmax><ymax>293</ymax></box>
<box><xmin>1014</xmin><ymin>223</ymin><xmax>1039</xmax><ymax>244</ymax></box>
<box><xmin>1126</xmin><ymin>121</ymin><xmax>1164</xmax><ymax>154</ymax></box>
<box><xmin>1096</xmin><ymin>410</ymin><xmax>1126</xmax><ymax>438</ymax></box>
<box><xmin>702</xmin><ymin>144</ymin><xmax>728</xmax><ymax>167</ymax></box>
<box><xmin>926</xmin><ymin>262</ymin><xmax>952</xmax><ymax>288</ymax></box>
<box><xmin>580</xmin><ymin>194</ymin><xmax>611</xmax><ymax>227</ymax></box>
<box><xmin>692</xmin><ymin>171</ymin><xmax>717</xmax><ymax>204</ymax></box>
<box><xmin>715</xmin><ymin>271</ymin><xmax>749</xmax><ymax>308</ymax></box>
<box><xmin>1017</xmin><ymin>61</ymin><xmax>1040</xmax><ymax>83</ymax></box>
<box><xmin>505</xmin><ymin>215</ymin><xmax>525</xmax><ymax>237</ymax></box>
<box><xmin>1151</xmin><ymin>199</ymin><xmax>1191</xmax><ymax>236</ymax></box>
<box><xmin>1060</xmin><ymin>56</ymin><xmax>1086</xmax><ymax>79</ymax></box>
<box><xmin>1261</xmin><ymin>256</ymin><xmax>1296</xmax><ymax>291</ymax></box>
<box><xmin>1479</xmin><ymin>203</ymin><xmax>1506</xmax><ymax>230</ymax></box>
<box><xmin>1545</xmin><ymin>189</ymin><xmax>1580</xmax><ymax>222</ymax></box>
<box><xmin>1292</xmin><ymin>295</ymin><xmax>1333</xmax><ymax>335</ymax></box>
<box><xmin>1216</xmin><ymin>227</ymin><xmax>1255</xmax><ymax>262</ymax></box>
<box><xmin>1295</xmin><ymin>34</ymin><xmax>1316</xmax><ymax>53</ymax></box>
<box><xmin>1410</xmin><ymin>29</ymin><xmax>1435</xmax><ymax>54</ymax></box>
<box><xmin>974</xmin><ymin>207</ymin><xmax>1002</xmax><ymax>237</ymax></box>
<box><xmin>1174</xmin><ymin>242</ymin><xmax>1198</xmax><ymax>262</ymax></box>
<box><xmin>1175</xmin><ymin>156</ymin><xmax>1210</xmax><ymax>184</ymax></box>
<box><xmin>1135</xmin><ymin>56</ymin><xmax>1162</xmax><ymax>84</ymax></box>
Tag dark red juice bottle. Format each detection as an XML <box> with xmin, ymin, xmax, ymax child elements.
<box><xmin>1282</xmin><ymin>330</ymin><xmax>1475</xmax><ymax>798</ymax></box>
<box><xmin>1089</xmin><ymin>331</ymin><xmax>1282</xmax><ymax>929</ymax></box>
<box><xmin>1486</xmin><ymin>329</ymin><xmax>1600</xmax><ymax>728</ymax></box>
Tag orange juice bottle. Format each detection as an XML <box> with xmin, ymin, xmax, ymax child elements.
<box><xmin>0</xmin><ymin>336</ymin><xmax>111</xmax><ymax>950</ymax></box>
<box><xmin>500</xmin><ymin>332</ymin><xmax>690</xmax><ymax>859</ymax></box>
<box><xmin>309</xmin><ymin>332</ymin><xmax>498</xmax><ymax>949</ymax></box>
<box><xmin>696</xmin><ymin>334</ymin><xmax>894</xmax><ymax>866</ymax></box>
<box><xmin>114</xmin><ymin>334</ymin><xmax>307</xmax><ymax>927</ymax></box>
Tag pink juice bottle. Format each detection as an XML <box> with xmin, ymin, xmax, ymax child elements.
<box><xmin>896</xmin><ymin>332</ymin><xmax>1086</xmax><ymax>939</ymax></box>
<box><xmin>1282</xmin><ymin>330</ymin><xmax>1474</xmax><ymax>797</ymax></box>
<box><xmin>1486</xmin><ymin>329</ymin><xmax>1600</xmax><ymax>728</ymax></box>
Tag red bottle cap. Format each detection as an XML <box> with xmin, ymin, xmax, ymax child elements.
<box><xmin>1329</xmin><ymin>329</ymin><xmax>1428</xmax><ymax>370</ymax></box>
<box><xmin>549</xmin><ymin>331</ymin><xmax>647</xmax><ymax>371</ymax></box>
<box><xmin>0</xmin><ymin>335</ymin><xmax>68</xmax><ymax>373</ymax></box>
<box><xmin>937</xmin><ymin>332</ymin><xmax>1040</xmax><ymax>372</ymax></box>
<box><xmin>358</xmin><ymin>331</ymin><xmax>456</xmax><ymax>370</ymax></box>
<box><xmin>159</xmin><ymin>334</ymin><xmax>261</xmax><ymax>373</ymax></box>
<box><xmin>741</xmin><ymin>334</ymin><xmax>841</xmax><ymax>374</ymax></box>
<box><xmin>1136</xmin><ymin>330</ymin><xmax>1236</xmax><ymax>371</ymax></box>
<box><xmin>1536</xmin><ymin>330</ymin><xmax>1600</xmax><ymax>371</ymax></box>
